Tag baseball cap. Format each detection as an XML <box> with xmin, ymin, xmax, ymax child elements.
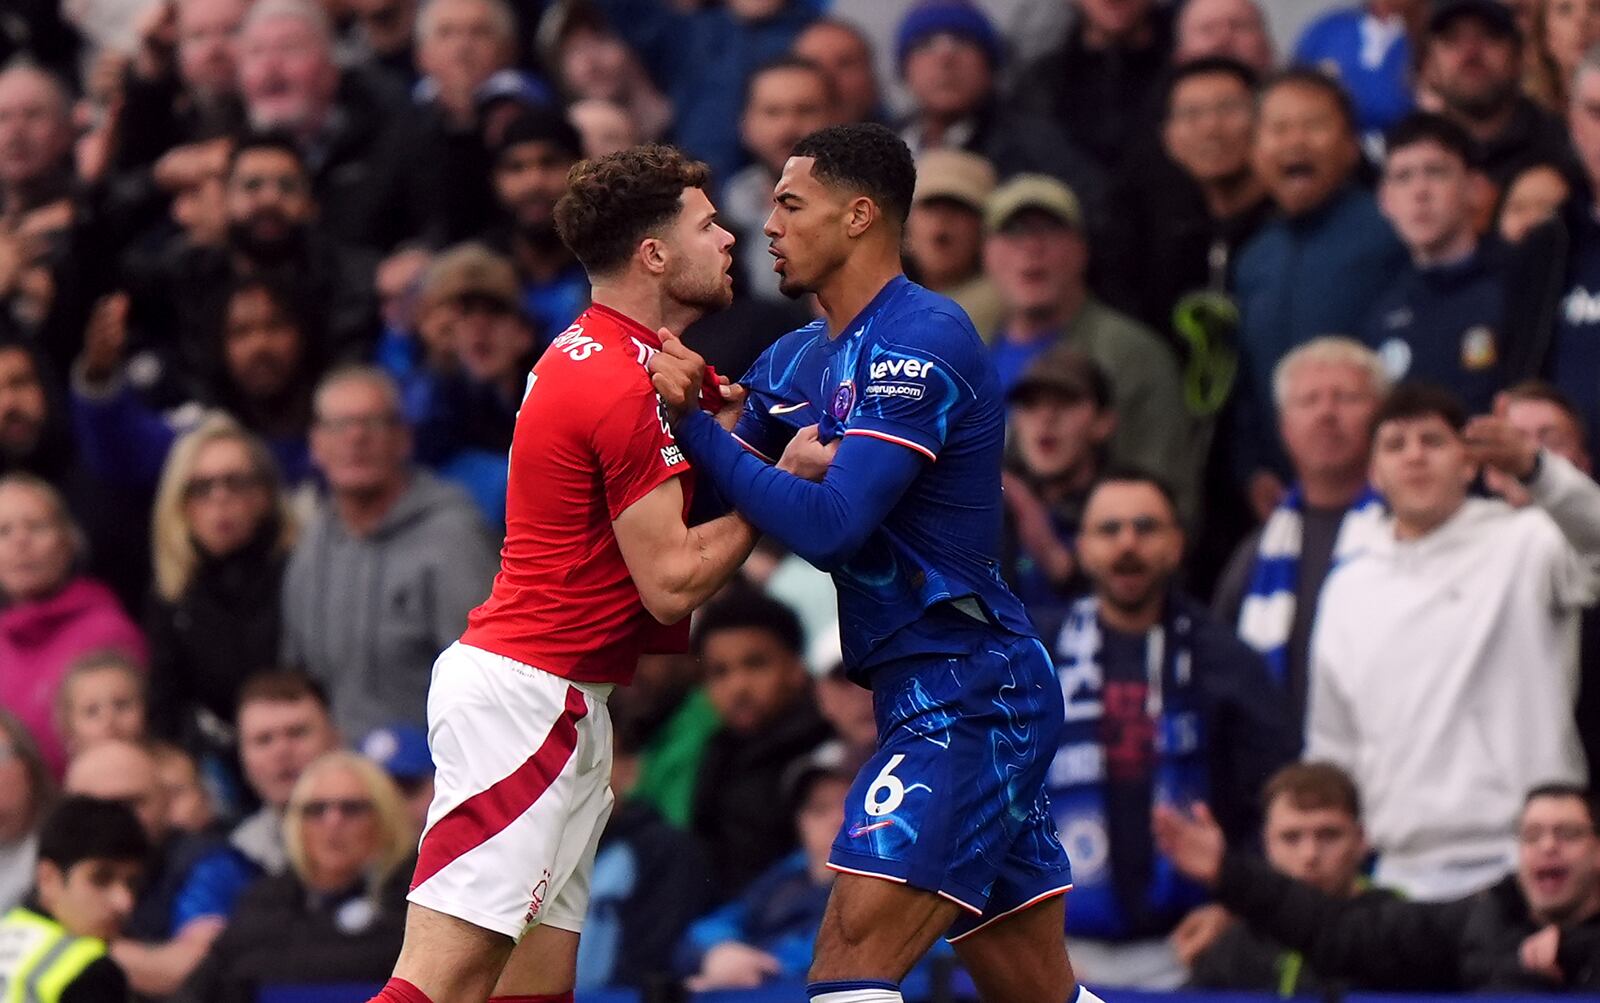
<box><xmin>1427</xmin><ymin>0</ymin><xmax>1519</xmax><ymax>39</ymax></box>
<box><xmin>361</xmin><ymin>723</ymin><xmax>434</xmax><ymax>783</ymax></box>
<box><xmin>985</xmin><ymin>174</ymin><xmax>1083</xmax><ymax>232</ymax></box>
<box><xmin>1006</xmin><ymin>345</ymin><xmax>1112</xmax><ymax>409</ymax></box>
<box><xmin>419</xmin><ymin>243</ymin><xmax>521</xmax><ymax>317</ymax></box>
<box><xmin>493</xmin><ymin>105</ymin><xmax>584</xmax><ymax>164</ymax></box>
<box><xmin>914</xmin><ymin>149</ymin><xmax>997</xmax><ymax>213</ymax></box>
<box><xmin>896</xmin><ymin>0</ymin><xmax>1004</xmax><ymax>71</ymax></box>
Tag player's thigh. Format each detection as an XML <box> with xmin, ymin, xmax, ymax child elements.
<box><xmin>950</xmin><ymin>894</ymin><xmax>1075</xmax><ymax>1003</ymax></box>
<box><xmin>493</xmin><ymin>924</ymin><xmax>580</xmax><ymax>998</ymax></box>
<box><xmin>391</xmin><ymin>902</ymin><xmax>515</xmax><ymax>1003</ymax></box>
<box><xmin>809</xmin><ymin>872</ymin><xmax>965</xmax><ymax>983</ymax></box>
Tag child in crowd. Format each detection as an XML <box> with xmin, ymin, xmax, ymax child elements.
<box><xmin>55</xmin><ymin>651</ymin><xmax>146</xmax><ymax>757</ymax></box>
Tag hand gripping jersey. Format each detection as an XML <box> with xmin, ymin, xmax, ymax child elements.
<box><xmin>460</xmin><ymin>304</ymin><xmax>692</xmax><ymax>685</ymax></box>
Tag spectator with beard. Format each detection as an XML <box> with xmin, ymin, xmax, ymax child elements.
<box><xmin>792</xmin><ymin>17</ymin><xmax>883</xmax><ymax>125</ymax></box>
<box><xmin>1052</xmin><ymin>470</ymin><xmax>1295</xmax><ymax>987</ymax></box>
<box><xmin>1232</xmin><ymin>70</ymin><xmax>1406</xmax><ymax>519</ymax></box>
<box><xmin>236</xmin><ymin>0</ymin><xmax>427</xmax><ymax>251</ymax></box>
<box><xmin>130</xmin><ymin>133</ymin><xmax>376</xmax><ymax>401</ymax></box>
<box><xmin>723</xmin><ymin>56</ymin><xmax>834</xmax><ymax>304</ymax></box>
<box><xmin>404</xmin><ymin>243</ymin><xmax>536</xmax><ymax>525</ymax></box>
<box><xmin>1418</xmin><ymin>0</ymin><xmax>1570</xmax><ymax>190</ymax></box>
<box><xmin>481</xmin><ymin>108</ymin><xmax>589</xmax><ymax>348</ymax></box>
<box><xmin>74</xmin><ymin>273</ymin><xmax>323</xmax><ymax>492</ymax></box>
<box><xmin>112</xmin><ymin>0</ymin><xmax>249</xmax><ymax>175</ymax></box>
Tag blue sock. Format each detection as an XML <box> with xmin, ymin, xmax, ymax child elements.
<box><xmin>806</xmin><ymin>979</ymin><xmax>902</xmax><ymax>1003</ymax></box>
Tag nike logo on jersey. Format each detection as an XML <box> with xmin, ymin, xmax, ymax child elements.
<box><xmin>768</xmin><ymin>401</ymin><xmax>812</xmax><ymax>415</ymax></box>
<box><xmin>848</xmin><ymin>820</ymin><xmax>895</xmax><ymax>838</ymax></box>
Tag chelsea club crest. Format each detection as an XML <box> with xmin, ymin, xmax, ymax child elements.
<box><xmin>831</xmin><ymin>380</ymin><xmax>856</xmax><ymax>420</ymax></box>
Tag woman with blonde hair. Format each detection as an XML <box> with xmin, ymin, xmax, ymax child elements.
<box><xmin>1525</xmin><ymin>0</ymin><xmax>1600</xmax><ymax>110</ymax></box>
<box><xmin>0</xmin><ymin>472</ymin><xmax>145</xmax><ymax>776</ymax></box>
<box><xmin>145</xmin><ymin>416</ymin><xmax>294</xmax><ymax>778</ymax></box>
<box><xmin>174</xmin><ymin>751</ymin><xmax>417</xmax><ymax>1003</ymax></box>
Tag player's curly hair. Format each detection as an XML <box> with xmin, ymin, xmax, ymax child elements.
<box><xmin>791</xmin><ymin>122</ymin><xmax>917</xmax><ymax>230</ymax></box>
<box><xmin>554</xmin><ymin>144</ymin><xmax>711</xmax><ymax>278</ymax></box>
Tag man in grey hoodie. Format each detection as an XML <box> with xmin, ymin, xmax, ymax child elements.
<box><xmin>280</xmin><ymin>365</ymin><xmax>499</xmax><ymax>739</ymax></box>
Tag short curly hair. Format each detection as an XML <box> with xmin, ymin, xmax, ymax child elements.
<box><xmin>791</xmin><ymin>123</ymin><xmax>916</xmax><ymax>229</ymax></box>
<box><xmin>554</xmin><ymin>145</ymin><xmax>712</xmax><ymax>277</ymax></box>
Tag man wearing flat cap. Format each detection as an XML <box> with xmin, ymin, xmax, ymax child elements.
<box><xmin>906</xmin><ymin>148</ymin><xmax>1005</xmax><ymax>339</ymax></box>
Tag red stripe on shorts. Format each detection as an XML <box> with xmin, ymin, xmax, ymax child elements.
<box><xmin>411</xmin><ymin>684</ymin><xmax>590</xmax><ymax>891</ymax></box>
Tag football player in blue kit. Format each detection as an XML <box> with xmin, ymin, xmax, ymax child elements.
<box><xmin>649</xmin><ymin>123</ymin><xmax>1101</xmax><ymax>1003</ymax></box>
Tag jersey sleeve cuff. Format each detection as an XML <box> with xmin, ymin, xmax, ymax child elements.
<box><xmin>843</xmin><ymin>418</ymin><xmax>940</xmax><ymax>462</ymax></box>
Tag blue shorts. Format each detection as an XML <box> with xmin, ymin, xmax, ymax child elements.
<box><xmin>828</xmin><ymin>632</ymin><xmax>1074</xmax><ymax>941</ymax></box>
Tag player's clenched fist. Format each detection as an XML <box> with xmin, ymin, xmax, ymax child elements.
<box><xmin>778</xmin><ymin>424</ymin><xmax>838</xmax><ymax>482</ymax></box>
<box><xmin>647</xmin><ymin>326</ymin><xmax>705</xmax><ymax>419</ymax></box>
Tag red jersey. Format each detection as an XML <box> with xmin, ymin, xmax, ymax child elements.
<box><xmin>461</xmin><ymin>304</ymin><xmax>693</xmax><ymax>685</ymax></box>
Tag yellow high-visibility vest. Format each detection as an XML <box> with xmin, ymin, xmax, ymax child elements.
<box><xmin>0</xmin><ymin>907</ymin><xmax>108</xmax><ymax>1003</ymax></box>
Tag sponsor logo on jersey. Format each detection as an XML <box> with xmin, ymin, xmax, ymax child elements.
<box><xmin>865</xmin><ymin>382</ymin><xmax>924</xmax><ymax>400</ymax></box>
<box><xmin>831</xmin><ymin>380</ymin><xmax>856</xmax><ymax>420</ymax></box>
<box><xmin>661</xmin><ymin>444</ymin><xmax>686</xmax><ymax>466</ymax></box>
<box><xmin>868</xmin><ymin>358</ymin><xmax>933</xmax><ymax>381</ymax></box>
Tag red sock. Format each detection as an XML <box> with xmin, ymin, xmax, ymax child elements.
<box><xmin>487</xmin><ymin>994</ymin><xmax>574</xmax><ymax>1003</ymax></box>
<box><xmin>371</xmin><ymin>978</ymin><xmax>435</xmax><ymax>1003</ymax></box>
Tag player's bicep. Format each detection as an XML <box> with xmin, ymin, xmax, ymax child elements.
<box><xmin>613</xmin><ymin>476</ymin><xmax>690</xmax><ymax>620</ymax></box>
<box><xmin>593</xmin><ymin>385</ymin><xmax>687</xmax><ymax>520</ymax></box>
<box><xmin>850</xmin><ymin>315</ymin><xmax>978</xmax><ymax>460</ymax></box>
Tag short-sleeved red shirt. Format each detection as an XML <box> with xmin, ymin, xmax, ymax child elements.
<box><xmin>460</xmin><ymin>304</ymin><xmax>693</xmax><ymax>684</ymax></box>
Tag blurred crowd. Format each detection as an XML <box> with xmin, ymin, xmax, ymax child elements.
<box><xmin>0</xmin><ymin>0</ymin><xmax>1598</xmax><ymax>998</ymax></box>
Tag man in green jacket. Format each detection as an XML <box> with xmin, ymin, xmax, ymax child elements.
<box><xmin>0</xmin><ymin>796</ymin><xmax>147</xmax><ymax>1003</ymax></box>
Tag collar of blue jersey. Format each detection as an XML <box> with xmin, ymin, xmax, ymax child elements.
<box><xmin>824</xmin><ymin>274</ymin><xmax>910</xmax><ymax>343</ymax></box>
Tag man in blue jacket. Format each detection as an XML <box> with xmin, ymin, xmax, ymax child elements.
<box><xmin>1048</xmin><ymin>470</ymin><xmax>1297</xmax><ymax>988</ymax></box>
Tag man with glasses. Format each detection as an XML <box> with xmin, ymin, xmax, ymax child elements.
<box><xmin>1155</xmin><ymin>784</ymin><xmax>1600</xmax><ymax>990</ymax></box>
<box><xmin>1050</xmin><ymin>470</ymin><xmax>1295</xmax><ymax>987</ymax></box>
<box><xmin>280</xmin><ymin>365</ymin><xmax>498</xmax><ymax>740</ymax></box>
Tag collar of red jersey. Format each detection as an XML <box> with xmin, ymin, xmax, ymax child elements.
<box><xmin>586</xmin><ymin>302</ymin><xmax>664</xmax><ymax>349</ymax></box>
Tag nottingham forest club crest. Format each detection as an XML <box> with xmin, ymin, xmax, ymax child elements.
<box><xmin>831</xmin><ymin>380</ymin><xmax>856</xmax><ymax>421</ymax></box>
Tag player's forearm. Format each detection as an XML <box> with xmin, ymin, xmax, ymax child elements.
<box><xmin>650</xmin><ymin>511</ymin><xmax>758</xmax><ymax>623</ymax></box>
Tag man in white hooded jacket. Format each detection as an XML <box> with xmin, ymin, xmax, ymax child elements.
<box><xmin>1309</xmin><ymin>383</ymin><xmax>1600</xmax><ymax>902</ymax></box>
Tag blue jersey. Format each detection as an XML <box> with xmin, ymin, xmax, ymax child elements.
<box><xmin>732</xmin><ymin>276</ymin><xmax>1036</xmax><ymax>675</ymax></box>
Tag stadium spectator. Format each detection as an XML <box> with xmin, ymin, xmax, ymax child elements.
<box><xmin>1309</xmin><ymin>384</ymin><xmax>1597</xmax><ymax>899</ymax></box>
<box><xmin>236</xmin><ymin>0</ymin><xmax>425</xmax><ymax>250</ymax></box>
<box><xmin>620</xmin><ymin>653</ymin><xmax>719</xmax><ymax>831</ymax></box>
<box><xmin>811</xmin><ymin>658</ymin><xmax>874</xmax><ymax>771</ymax></box>
<box><xmin>1175</xmin><ymin>0</ymin><xmax>1276</xmax><ymax>73</ymax></box>
<box><xmin>984</xmin><ymin>175</ymin><xmax>1192</xmax><ymax>518</ymax></box>
<box><xmin>1232</xmin><ymin>69</ymin><xmax>1406</xmax><ymax>517</ymax></box>
<box><xmin>1052</xmin><ymin>470</ymin><xmax>1296</xmax><ymax>987</ymax></box>
<box><xmin>0</xmin><ymin>474</ymin><xmax>146</xmax><ymax>777</ymax></box>
<box><xmin>895</xmin><ymin>1</ymin><xmax>1108</xmax><ymax>221</ymax></box>
<box><xmin>174</xmin><ymin>751</ymin><xmax>416</xmax><ymax>1003</ymax></box>
<box><xmin>1213</xmin><ymin>338</ymin><xmax>1388</xmax><ymax>730</ymax></box>
<box><xmin>348</xmin><ymin>0</ymin><xmax>421</xmax><ymax>92</ymax></box>
<box><xmin>145</xmin><ymin>417</ymin><xmax>295</xmax><ymax>768</ymax></box>
<box><xmin>1292</xmin><ymin>0</ymin><xmax>1420</xmax><ymax>138</ymax></box>
<box><xmin>678</xmin><ymin>745</ymin><xmax>851</xmax><ymax>990</ymax></box>
<box><xmin>1186</xmin><ymin>762</ymin><xmax>1390</xmax><ymax>992</ymax></box>
<box><xmin>1505</xmin><ymin>49</ymin><xmax>1600</xmax><ymax>442</ymax></box>
<box><xmin>590</xmin><ymin>0</ymin><xmax>816</xmax><ymax>184</ymax></box>
<box><xmin>690</xmin><ymin>591</ymin><xmax>832</xmax><ymax>900</ymax></box>
<box><xmin>1419</xmin><ymin>0</ymin><xmax>1571</xmax><ymax>189</ymax></box>
<box><xmin>55</xmin><ymin>651</ymin><xmax>146</xmax><ymax>758</ymax></box>
<box><xmin>230</xmin><ymin>672</ymin><xmax>342</xmax><ymax>877</ymax></box>
<box><xmin>360</xmin><ymin>722</ymin><xmax>434</xmax><ymax>834</ymax></box>
<box><xmin>1000</xmin><ymin>346</ymin><xmax>1113</xmax><ymax>618</ymax></box>
<box><xmin>792</xmin><ymin>16</ymin><xmax>883</xmax><ymax>125</ymax></box>
<box><xmin>0</xmin><ymin>797</ymin><xmax>147</xmax><ymax>1002</ymax></box>
<box><xmin>575</xmin><ymin>705</ymin><xmax>710</xmax><ymax>990</ymax></box>
<box><xmin>281</xmin><ymin>366</ymin><xmax>497</xmax><ymax>740</ymax></box>
<box><xmin>1099</xmin><ymin>57</ymin><xmax>1270</xmax><ymax>342</ymax></box>
<box><xmin>1157</xmin><ymin>783</ymin><xmax>1600</xmax><ymax>991</ymax></box>
<box><xmin>75</xmin><ymin>273</ymin><xmax>324</xmax><ymax>491</ymax></box>
<box><xmin>905</xmin><ymin>148</ymin><xmax>1003</xmax><ymax>338</ymax></box>
<box><xmin>1365</xmin><ymin>113</ymin><xmax>1507</xmax><ymax>413</ymax></box>
<box><xmin>480</xmin><ymin>108</ymin><xmax>589</xmax><ymax>347</ymax></box>
<box><xmin>541</xmin><ymin>3</ymin><xmax>672</xmax><ymax>145</ymax></box>
<box><xmin>151</xmin><ymin>741</ymin><xmax>217</xmax><ymax>836</ymax></box>
<box><xmin>112</xmin><ymin>0</ymin><xmax>249</xmax><ymax>175</ymax></box>
<box><xmin>1524</xmin><ymin>0</ymin><xmax>1600</xmax><ymax>112</ymax></box>
<box><xmin>1011</xmin><ymin>0</ymin><xmax>1175</xmax><ymax>170</ymax></box>
<box><xmin>0</xmin><ymin>61</ymin><xmax>74</xmax><ymax>218</ymax></box>
<box><xmin>723</xmin><ymin>57</ymin><xmax>833</xmax><ymax>304</ymax></box>
<box><xmin>568</xmin><ymin>97</ymin><xmax>639</xmax><ymax>158</ymax></box>
<box><xmin>1498</xmin><ymin>160</ymin><xmax>1570</xmax><ymax>243</ymax></box>
<box><xmin>0</xmin><ymin>710</ymin><xmax>50</xmax><ymax>913</ymax></box>
<box><xmin>64</xmin><ymin>739</ymin><xmax>255</xmax><ymax>997</ymax></box>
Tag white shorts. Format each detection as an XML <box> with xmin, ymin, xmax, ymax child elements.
<box><xmin>407</xmin><ymin>642</ymin><xmax>615</xmax><ymax>941</ymax></box>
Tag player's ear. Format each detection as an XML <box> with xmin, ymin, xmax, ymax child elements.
<box><xmin>638</xmin><ymin>236</ymin><xmax>669</xmax><ymax>276</ymax></box>
<box><xmin>845</xmin><ymin>195</ymin><xmax>875</xmax><ymax>238</ymax></box>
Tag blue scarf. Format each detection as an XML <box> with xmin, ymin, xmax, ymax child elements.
<box><xmin>1048</xmin><ymin>596</ymin><xmax>1210</xmax><ymax>939</ymax></box>
<box><xmin>1238</xmin><ymin>486</ymin><xmax>1386</xmax><ymax>685</ymax></box>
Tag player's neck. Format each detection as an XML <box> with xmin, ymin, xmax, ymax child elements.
<box><xmin>590</xmin><ymin>279</ymin><xmax>702</xmax><ymax>338</ymax></box>
<box><xmin>817</xmin><ymin>250</ymin><xmax>904</xmax><ymax>339</ymax></box>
